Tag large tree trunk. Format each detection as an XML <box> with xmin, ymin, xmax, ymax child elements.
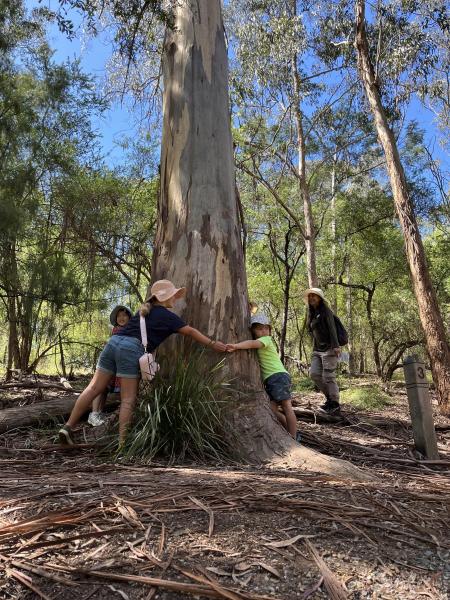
<box><xmin>355</xmin><ymin>0</ymin><xmax>450</xmax><ymax>414</ymax></box>
<box><xmin>151</xmin><ymin>0</ymin><xmax>368</xmax><ymax>478</ymax></box>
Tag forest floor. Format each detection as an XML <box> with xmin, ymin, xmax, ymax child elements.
<box><xmin>0</xmin><ymin>376</ymin><xmax>449</xmax><ymax>600</ymax></box>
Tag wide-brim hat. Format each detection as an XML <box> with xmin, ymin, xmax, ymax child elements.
<box><xmin>303</xmin><ymin>287</ymin><xmax>326</xmax><ymax>304</ymax></box>
<box><xmin>110</xmin><ymin>305</ymin><xmax>132</xmax><ymax>326</ymax></box>
<box><xmin>145</xmin><ymin>279</ymin><xmax>186</xmax><ymax>303</ymax></box>
<box><xmin>249</xmin><ymin>313</ymin><xmax>271</xmax><ymax>328</ymax></box>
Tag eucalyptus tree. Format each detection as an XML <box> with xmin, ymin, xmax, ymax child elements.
<box><xmin>353</xmin><ymin>0</ymin><xmax>450</xmax><ymax>412</ymax></box>
<box><xmin>64</xmin><ymin>0</ymin><xmax>363</xmax><ymax>475</ymax></box>
<box><xmin>308</xmin><ymin>0</ymin><xmax>450</xmax><ymax>411</ymax></box>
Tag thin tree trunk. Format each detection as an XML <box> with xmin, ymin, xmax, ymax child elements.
<box><xmin>6</xmin><ymin>243</ymin><xmax>21</xmax><ymax>378</ymax></box>
<box><xmin>291</xmin><ymin>1</ymin><xmax>317</xmax><ymax>288</ymax></box>
<box><xmin>292</xmin><ymin>61</ymin><xmax>317</xmax><ymax>288</ymax></box>
<box><xmin>151</xmin><ymin>0</ymin><xmax>368</xmax><ymax>479</ymax></box>
<box><xmin>280</xmin><ymin>268</ymin><xmax>291</xmax><ymax>364</ymax></box>
<box><xmin>365</xmin><ymin>285</ymin><xmax>381</xmax><ymax>377</ymax></box>
<box><xmin>330</xmin><ymin>150</ymin><xmax>338</xmax><ymax>312</ymax></box>
<box><xmin>359</xmin><ymin>348</ymin><xmax>365</xmax><ymax>374</ymax></box>
<box><xmin>7</xmin><ymin>297</ymin><xmax>20</xmax><ymax>381</ymax></box>
<box><xmin>355</xmin><ymin>0</ymin><xmax>450</xmax><ymax>414</ymax></box>
<box><xmin>346</xmin><ymin>259</ymin><xmax>356</xmax><ymax>375</ymax></box>
<box><xmin>59</xmin><ymin>333</ymin><xmax>67</xmax><ymax>379</ymax></box>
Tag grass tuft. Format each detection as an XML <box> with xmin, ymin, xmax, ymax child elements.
<box><xmin>340</xmin><ymin>384</ymin><xmax>392</xmax><ymax>410</ymax></box>
<box><xmin>118</xmin><ymin>351</ymin><xmax>232</xmax><ymax>463</ymax></box>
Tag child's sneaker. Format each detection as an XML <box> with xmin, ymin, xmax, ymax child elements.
<box><xmin>58</xmin><ymin>425</ymin><xmax>74</xmax><ymax>445</ymax></box>
<box><xmin>295</xmin><ymin>431</ymin><xmax>302</xmax><ymax>444</ymax></box>
<box><xmin>88</xmin><ymin>412</ymin><xmax>106</xmax><ymax>427</ymax></box>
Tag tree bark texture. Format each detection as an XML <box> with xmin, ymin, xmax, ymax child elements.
<box><xmin>151</xmin><ymin>0</ymin><xmax>369</xmax><ymax>478</ymax></box>
<box><xmin>355</xmin><ymin>0</ymin><xmax>450</xmax><ymax>414</ymax></box>
<box><xmin>330</xmin><ymin>151</ymin><xmax>338</xmax><ymax>312</ymax></box>
<box><xmin>0</xmin><ymin>393</ymin><xmax>79</xmax><ymax>433</ymax></box>
<box><xmin>292</xmin><ymin>60</ymin><xmax>318</xmax><ymax>288</ymax></box>
<box><xmin>345</xmin><ymin>259</ymin><xmax>356</xmax><ymax>375</ymax></box>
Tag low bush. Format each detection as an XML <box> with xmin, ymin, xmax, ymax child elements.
<box><xmin>119</xmin><ymin>352</ymin><xmax>232</xmax><ymax>463</ymax></box>
<box><xmin>340</xmin><ymin>384</ymin><xmax>392</xmax><ymax>410</ymax></box>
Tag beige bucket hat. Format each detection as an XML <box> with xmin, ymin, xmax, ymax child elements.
<box><xmin>303</xmin><ymin>287</ymin><xmax>326</xmax><ymax>304</ymax></box>
<box><xmin>146</xmin><ymin>279</ymin><xmax>186</xmax><ymax>303</ymax></box>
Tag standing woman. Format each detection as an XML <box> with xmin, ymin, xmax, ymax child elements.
<box><xmin>304</xmin><ymin>287</ymin><xmax>341</xmax><ymax>415</ymax></box>
<box><xmin>58</xmin><ymin>280</ymin><xmax>227</xmax><ymax>446</ymax></box>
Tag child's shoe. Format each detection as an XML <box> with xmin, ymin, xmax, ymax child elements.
<box><xmin>295</xmin><ymin>431</ymin><xmax>302</xmax><ymax>444</ymax></box>
<box><xmin>88</xmin><ymin>412</ymin><xmax>106</xmax><ymax>427</ymax></box>
<box><xmin>58</xmin><ymin>425</ymin><xmax>74</xmax><ymax>445</ymax></box>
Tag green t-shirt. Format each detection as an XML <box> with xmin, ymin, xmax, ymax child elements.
<box><xmin>256</xmin><ymin>336</ymin><xmax>288</xmax><ymax>381</ymax></box>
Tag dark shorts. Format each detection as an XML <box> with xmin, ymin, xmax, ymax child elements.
<box><xmin>264</xmin><ymin>372</ymin><xmax>292</xmax><ymax>404</ymax></box>
<box><xmin>97</xmin><ymin>335</ymin><xmax>142</xmax><ymax>379</ymax></box>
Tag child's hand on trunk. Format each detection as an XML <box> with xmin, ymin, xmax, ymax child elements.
<box><xmin>226</xmin><ymin>344</ymin><xmax>237</xmax><ymax>352</ymax></box>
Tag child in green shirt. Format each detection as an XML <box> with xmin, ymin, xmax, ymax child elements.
<box><xmin>226</xmin><ymin>313</ymin><xmax>298</xmax><ymax>440</ymax></box>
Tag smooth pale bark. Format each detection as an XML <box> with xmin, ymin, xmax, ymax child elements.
<box><xmin>330</xmin><ymin>151</ymin><xmax>338</xmax><ymax>313</ymax></box>
<box><xmin>151</xmin><ymin>0</ymin><xmax>368</xmax><ymax>478</ymax></box>
<box><xmin>290</xmin><ymin>1</ymin><xmax>318</xmax><ymax>287</ymax></box>
<box><xmin>355</xmin><ymin>0</ymin><xmax>450</xmax><ymax>414</ymax></box>
<box><xmin>292</xmin><ymin>58</ymin><xmax>318</xmax><ymax>288</ymax></box>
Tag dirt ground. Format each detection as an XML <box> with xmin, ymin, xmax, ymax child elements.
<box><xmin>0</xmin><ymin>377</ymin><xmax>449</xmax><ymax>600</ymax></box>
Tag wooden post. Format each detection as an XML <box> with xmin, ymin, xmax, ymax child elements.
<box><xmin>403</xmin><ymin>356</ymin><xmax>439</xmax><ymax>459</ymax></box>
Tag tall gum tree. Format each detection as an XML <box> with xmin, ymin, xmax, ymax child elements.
<box><xmin>355</xmin><ymin>0</ymin><xmax>450</xmax><ymax>414</ymax></box>
<box><xmin>151</xmin><ymin>0</ymin><xmax>368</xmax><ymax>478</ymax></box>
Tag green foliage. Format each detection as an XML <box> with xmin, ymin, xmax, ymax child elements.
<box><xmin>0</xmin><ymin>1</ymin><xmax>158</xmax><ymax>375</ymax></box>
<box><xmin>119</xmin><ymin>353</ymin><xmax>232</xmax><ymax>463</ymax></box>
<box><xmin>340</xmin><ymin>385</ymin><xmax>392</xmax><ymax>410</ymax></box>
<box><xmin>292</xmin><ymin>376</ymin><xmax>316</xmax><ymax>392</ymax></box>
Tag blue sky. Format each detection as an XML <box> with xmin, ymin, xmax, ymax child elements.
<box><xmin>38</xmin><ymin>1</ymin><xmax>139</xmax><ymax>167</ymax></box>
<box><xmin>28</xmin><ymin>1</ymin><xmax>448</xmax><ymax>176</ymax></box>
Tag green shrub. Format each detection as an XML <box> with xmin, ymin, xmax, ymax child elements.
<box><xmin>119</xmin><ymin>352</ymin><xmax>232</xmax><ymax>463</ymax></box>
<box><xmin>292</xmin><ymin>375</ymin><xmax>316</xmax><ymax>392</ymax></box>
<box><xmin>340</xmin><ymin>384</ymin><xmax>392</xmax><ymax>410</ymax></box>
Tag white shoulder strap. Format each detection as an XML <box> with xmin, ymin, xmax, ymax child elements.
<box><xmin>140</xmin><ymin>315</ymin><xmax>148</xmax><ymax>349</ymax></box>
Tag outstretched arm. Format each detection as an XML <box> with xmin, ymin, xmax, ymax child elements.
<box><xmin>177</xmin><ymin>325</ymin><xmax>226</xmax><ymax>352</ymax></box>
<box><xmin>227</xmin><ymin>339</ymin><xmax>264</xmax><ymax>352</ymax></box>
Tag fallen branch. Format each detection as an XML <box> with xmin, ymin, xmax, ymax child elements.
<box><xmin>55</xmin><ymin>565</ymin><xmax>276</xmax><ymax>600</ymax></box>
<box><xmin>0</xmin><ymin>380</ymin><xmax>79</xmax><ymax>392</ymax></box>
<box><xmin>293</xmin><ymin>407</ymin><xmax>347</xmax><ymax>424</ymax></box>
<box><xmin>0</xmin><ymin>394</ymin><xmax>119</xmax><ymax>433</ymax></box>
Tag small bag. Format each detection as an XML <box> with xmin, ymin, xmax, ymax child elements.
<box><xmin>139</xmin><ymin>315</ymin><xmax>160</xmax><ymax>381</ymax></box>
<box><xmin>333</xmin><ymin>314</ymin><xmax>348</xmax><ymax>346</ymax></box>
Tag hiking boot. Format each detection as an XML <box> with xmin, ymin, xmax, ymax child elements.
<box><xmin>318</xmin><ymin>399</ymin><xmax>341</xmax><ymax>416</ymax></box>
<box><xmin>88</xmin><ymin>412</ymin><xmax>106</xmax><ymax>427</ymax></box>
<box><xmin>58</xmin><ymin>425</ymin><xmax>74</xmax><ymax>446</ymax></box>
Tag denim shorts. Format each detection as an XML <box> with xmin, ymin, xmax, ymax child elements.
<box><xmin>264</xmin><ymin>372</ymin><xmax>292</xmax><ymax>403</ymax></box>
<box><xmin>97</xmin><ymin>336</ymin><xmax>143</xmax><ymax>379</ymax></box>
